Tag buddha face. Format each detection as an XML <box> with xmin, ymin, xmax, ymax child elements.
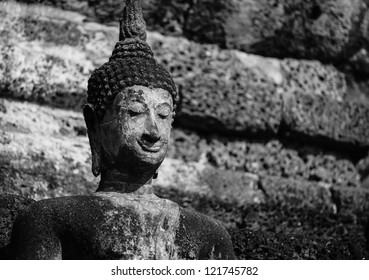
<box><xmin>96</xmin><ymin>85</ymin><xmax>173</xmax><ymax>175</ymax></box>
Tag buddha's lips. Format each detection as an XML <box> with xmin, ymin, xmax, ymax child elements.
<box><xmin>137</xmin><ymin>140</ymin><xmax>162</xmax><ymax>152</ymax></box>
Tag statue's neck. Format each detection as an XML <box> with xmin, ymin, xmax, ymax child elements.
<box><xmin>96</xmin><ymin>169</ymin><xmax>154</xmax><ymax>195</ymax></box>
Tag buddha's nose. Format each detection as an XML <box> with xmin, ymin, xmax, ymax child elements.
<box><xmin>143</xmin><ymin>113</ymin><xmax>160</xmax><ymax>143</ymax></box>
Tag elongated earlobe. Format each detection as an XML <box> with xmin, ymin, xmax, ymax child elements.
<box><xmin>83</xmin><ymin>104</ymin><xmax>102</xmax><ymax>177</ymax></box>
<box><xmin>91</xmin><ymin>153</ymin><xmax>101</xmax><ymax>177</ymax></box>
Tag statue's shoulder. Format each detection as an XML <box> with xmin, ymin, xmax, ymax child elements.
<box><xmin>176</xmin><ymin>207</ymin><xmax>235</xmax><ymax>260</ymax></box>
<box><xmin>12</xmin><ymin>195</ymin><xmax>114</xmax><ymax>240</ymax></box>
<box><xmin>9</xmin><ymin>195</ymin><xmax>110</xmax><ymax>259</ymax></box>
<box><xmin>18</xmin><ymin>195</ymin><xmax>105</xmax><ymax>218</ymax></box>
<box><xmin>0</xmin><ymin>194</ymin><xmax>35</xmax><ymax>259</ymax></box>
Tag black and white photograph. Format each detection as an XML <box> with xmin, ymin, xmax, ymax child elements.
<box><xmin>0</xmin><ymin>0</ymin><xmax>368</xmax><ymax>277</ymax></box>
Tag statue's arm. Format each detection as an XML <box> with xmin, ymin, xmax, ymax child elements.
<box><xmin>207</xmin><ymin>221</ymin><xmax>235</xmax><ymax>260</ymax></box>
<box><xmin>177</xmin><ymin>208</ymin><xmax>235</xmax><ymax>260</ymax></box>
<box><xmin>10</xmin><ymin>202</ymin><xmax>62</xmax><ymax>260</ymax></box>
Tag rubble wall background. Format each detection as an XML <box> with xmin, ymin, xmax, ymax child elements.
<box><xmin>1</xmin><ymin>0</ymin><xmax>369</xmax><ymax>259</ymax></box>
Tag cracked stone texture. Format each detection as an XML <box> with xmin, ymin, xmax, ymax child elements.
<box><xmin>168</xmin><ymin>129</ymin><xmax>361</xmax><ymax>188</ymax></box>
<box><xmin>151</xmin><ymin>34</ymin><xmax>284</xmax><ymax>135</ymax></box>
<box><xmin>2</xmin><ymin>3</ymin><xmax>367</xmax><ymax>148</ymax></box>
<box><xmin>281</xmin><ymin>59</ymin><xmax>347</xmax><ymax>101</ymax></box>
<box><xmin>283</xmin><ymin>91</ymin><xmax>369</xmax><ymax>148</ymax></box>
<box><xmin>16</xmin><ymin>0</ymin><xmax>366</xmax><ymax>64</ymax></box>
<box><xmin>0</xmin><ymin>99</ymin><xmax>97</xmax><ymax>200</ymax></box>
<box><xmin>1</xmin><ymin>98</ymin><xmax>362</xmax><ymax>195</ymax></box>
<box><xmin>0</xmin><ymin>98</ymin><xmax>263</xmax><ymax>204</ymax></box>
<box><xmin>0</xmin><ymin>2</ymin><xmax>117</xmax><ymax>110</ymax></box>
<box><xmin>149</xmin><ymin>33</ymin><xmax>369</xmax><ymax>147</ymax></box>
<box><xmin>1</xmin><ymin>1</ymin><xmax>368</xmax><ymax>260</ymax></box>
<box><xmin>1</xmin><ymin>98</ymin><xmax>368</xmax><ymax>259</ymax></box>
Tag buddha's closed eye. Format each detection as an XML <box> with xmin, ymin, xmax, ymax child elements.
<box><xmin>156</xmin><ymin>104</ymin><xmax>171</xmax><ymax>119</ymax></box>
<box><xmin>128</xmin><ymin>102</ymin><xmax>147</xmax><ymax>116</ymax></box>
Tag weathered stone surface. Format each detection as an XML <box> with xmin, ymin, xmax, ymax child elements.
<box><xmin>0</xmin><ymin>42</ymin><xmax>88</xmax><ymax>110</ymax></box>
<box><xmin>9</xmin><ymin>97</ymin><xmax>353</xmax><ymax>215</ymax></box>
<box><xmin>158</xmin><ymin>174</ymin><xmax>369</xmax><ymax>259</ymax></box>
<box><xmin>3</xmin><ymin>0</ymin><xmax>236</xmax><ymax>260</ymax></box>
<box><xmin>1</xmin><ymin>1</ymin><xmax>368</xmax><ymax>260</ymax></box>
<box><xmin>8</xmin><ymin>193</ymin><xmax>234</xmax><ymax>259</ymax></box>
<box><xmin>0</xmin><ymin>130</ymin><xmax>97</xmax><ymax>199</ymax></box>
<box><xmin>168</xmin><ymin>128</ymin><xmax>361</xmax><ymax>188</ymax></box>
<box><xmin>357</xmin><ymin>152</ymin><xmax>369</xmax><ymax>175</ymax></box>
<box><xmin>344</xmin><ymin>74</ymin><xmax>369</xmax><ymax>109</ymax></box>
<box><xmin>257</xmin><ymin>178</ymin><xmax>369</xmax><ymax>259</ymax></box>
<box><xmin>1</xmin><ymin>99</ymin><xmax>367</xmax><ymax>258</ymax></box>
<box><xmin>0</xmin><ymin>99</ymin><xmax>97</xmax><ymax>199</ymax></box>
<box><xmin>0</xmin><ymin>98</ymin><xmax>262</xmax><ymax>203</ymax></box>
<box><xmin>2</xmin><ymin>98</ymin><xmax>361</xmax><ymax>194</ymax></box>
<box><xmin>151</xmin><ymin>34</ymin><xmax>283</xmax><ymax>135</ymax></box>
<box><xmin>230</xmin><ymin>228</ymin><xmax>363</xmax><ymax>260</ymax></box>
<box><xmin>0</xmin><ymin>194</ymin><xmax>35</xmax><ymax>259</ymax></box>
<box><xmin>347</xmin><ymin>48</ymin><xmax>369</xmax><ymax>76</ymax></box>
<box><xmin>156</xmin><ymin>159</ymin><xmax>263</xmax><ymax>208</ymax></box>
<box><xmin>186</xmin><ymin>0</ymin><xmax>364</xmax><ymax>62</ymax></box>
<box><xmin>2</xmin><ymin>2</ymin><xmax>366</xmax><ymax>147</ymax></box>
<box><xmin>281</xmin><ymin>59</ymin><xmax>347</xmax><ymax>101</ymax></box>
<box><xmin>357</xmin><ymin>152</ymin><xmax>369</xmax><ymax>188</ymax></box>
<box><xmin>249</xmin><ymin>175</ymin><xmax>368</xmax><ymax>240</ymax></box>
<box><xmin>207</xmin><ymin>138</ymin><xmax>361</xmax><ymax>188</ymax></box>
<box><xmin>16</xmin><ymin>0</ymin><xmax>366</xmax><ymax>63</ymax></box>
<box><xmin>0</xmin><ymin>2</ymin><xmax>117</xmax><ymax>110</ymax></box>
<box><xmin>282</xmin><ymin>91</ymin><xmax>369</xmax><ymax>147</ymax></box>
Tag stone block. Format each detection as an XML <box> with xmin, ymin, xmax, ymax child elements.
<box><xmin>15</xmin><ymin>0</ymin><xmax>365</xmax><ymax>63</ymax></box>
<box><xmin>1</xmin><ymin>99</ymin><xmax>264</xmax><ymax>205</ymax></box>
<box><xmin>148</xmin><ymin>33</ymin><xmax>285</xmax><ymax>135</ymax></box>
<box><xmin>240</xmin><ymin>178</ymin><xmax>369</xmax><ymax>259</ymax></box>
<box><xmin>156</xmin><ymin>173</ymin><xmax>369</xmax><ymax>258</ymax></box>
<box><xmin>281</xmin><ymin>59</ymin><xmax>347</xmax><ymax>102</ymax></box>
<box><xmin>0</xmin><ymin>2</ymin><xmax>118</xmax><ymax>110</ymax></box>
<box><xmin>1</xmin><ymin>2</ymin><xmax>357</xmax><ymax>141</ymax></box>
<box><xmin>182</xmin><ymin>0</ymin><xmax>364</xmax><ymax>62</ymax></box>
<box><xmin>1</xmin><ymin>98</ymin><xmax>362</xmax><ymax>197</ymax></box>
<box><xmin>1</xmin><ymin>3</ymin><xmax>368</xmax><ymax>152</ymax></box>
<box><xmin>167</xmin><ymin>128</ymin><xmax>361</xmax><ymax>188</ymax></box>
<box><xmin>0</xmin><ymin>131</ymin><xmax>97</xmax><ymax>200</ymax></box>
<box><xmin>206</xmin><ymin>138</ymin><xmax>361</xmax><ymax>188</ymax></box>
<box><xmin>283</xmin><ymin>91</ymin><xmax>369</xmax><ymax>147</ymax></box>
<box><xmin>156</xmin><ymin>159</ymin><xmax>263</xmax><ymax>207</ymax></box>
<box><xmin>0</xmin><ymin>99</ymin><xmax>97</xmax><ymax>199</ymax></box>
<box><xmin>1</xmin><ymin>97</ymin><xmax>367</xmax><ymax>258</ymax></box>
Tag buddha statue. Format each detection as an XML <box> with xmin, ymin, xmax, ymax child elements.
<box><xmin>9</xmin><ymin>0</ymin><xmax>235</xmax><ymax>260</ymax></box>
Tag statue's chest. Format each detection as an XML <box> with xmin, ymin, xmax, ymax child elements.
<box><xmin>90</xmin><ymin>197</ymin><xmax>180</xmax><ymax>260</ymax></box>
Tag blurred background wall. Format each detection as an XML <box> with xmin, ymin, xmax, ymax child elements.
<box><xmin>1</xmin><ymin>0</ymin><xmax>369</xmax><ymax>259</ymax></box>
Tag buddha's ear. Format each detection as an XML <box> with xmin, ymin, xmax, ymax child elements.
<box><xmin>83</xmin><ymin>104</ymin><xmax>102</xmax><ymax>177</ymax></box>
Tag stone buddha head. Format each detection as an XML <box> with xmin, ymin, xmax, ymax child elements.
<box><xmin>83</xmin><ymin>0</ymin><xmax>178</xmax><ymax>189</ymax></box>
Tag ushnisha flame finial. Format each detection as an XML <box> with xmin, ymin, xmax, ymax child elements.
<box><xmin>119</xmin><ymin>0</ymin><xmax>147</xmax><ymax>42</ymax></box>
